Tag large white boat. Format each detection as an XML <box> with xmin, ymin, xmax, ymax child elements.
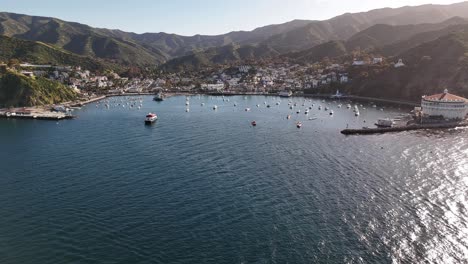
<box><xmin>145</xmin><ymin>113</ymin><xmax>158</xmax><ymax>124</ymax></box>
<box><xmin>278</xmin><ymin>91</ymin><xmax>293</xmax><ymax>97</ymax></box>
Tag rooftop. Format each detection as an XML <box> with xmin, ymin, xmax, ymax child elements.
<box><xmin>423</xmin><ymin>89</ymin><xmax>467</xmax><ymax>103</ymax></box>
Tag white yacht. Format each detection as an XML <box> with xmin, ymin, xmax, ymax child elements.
<box><xmin>145</xmin><ymin>113</ymin><xmax>158</xmax><ymax>124</ymax></box>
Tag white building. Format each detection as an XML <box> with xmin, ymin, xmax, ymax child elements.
<box><xmin>312</xmin><ymin>80</ymin><xmax>319</xmax><ymax>88</ymax></box>
<box><xmin>421</xmin><ymin>89</ymin><xmax>468</xmax><ymax>120</ymax></box>
<box><xmin>201</xmin><ymin>83</ymin><xmax>225</xmax><ymax>91</ymax></box>
<box><xmin>239</xmin><ymin>65</ymin><xmax>251</xmax><ymax>73</ymax></box>
<box><xmin>352</xmin><ymin>60</ymin><xmax>366</xmax><ymax>66</ymax></box>
<box><xmin>340</xmin><ymin>75</ymin><xmax>349</xmax><ymax>83</ymax></box>
<box><xmin>394</xmin><ymin>59</ymin><xmax>405</xmax><ymax>68</ymax></box>
<box><xmin>373</xmin><ymin>57</ymin><xmax>383</xmax><ymax>64</ymax></box>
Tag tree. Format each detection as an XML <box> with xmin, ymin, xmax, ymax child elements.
<box><xmin>7</xmin><ymin>59</ymin><xmax>20</xmax><ymax>69</ymax></box>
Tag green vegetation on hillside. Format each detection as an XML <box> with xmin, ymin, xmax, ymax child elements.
<box><xmin>0</xmin><ymin>70</ymin><xmax>77</xmax><ymax>107</ymax></box>
<box><xmin>0</xmin><ymin>35</ymin><xmax>120</xmax><ymax>72</ymax></box>
<box><xmin>286</xmin><ymin>41</ymin><xmax>348</xmax><ymax>63</ymax></box>
<box><xmin>343</xmin><ymin>29</ymin><xmax>468</xmax><ymax>101</ymax></box>
<box><xmin>160</xmin><ymin>44</ymin><xmax>279</xmax><ymax>72</ymax></box>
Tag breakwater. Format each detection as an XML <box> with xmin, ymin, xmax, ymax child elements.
<box><xmin>341</xmin><ymin>122</ymin><xmax>468</xmax><ymax>135</ymax></box>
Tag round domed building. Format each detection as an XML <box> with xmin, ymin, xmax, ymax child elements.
<box><xmin>421</xmin><ymin>89</ymin><xmax>468</xmax><ymax>120</ymax></box>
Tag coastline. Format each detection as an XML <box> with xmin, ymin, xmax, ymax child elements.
<box><xmin>81</xmin><ymin>91</ymin><xmax>420</xmax><ymax>109</ymax></box>
<box><xmin>302</xmin><ymin>93</ymin><xmax>419</xmax><ymax>107</ymax></box>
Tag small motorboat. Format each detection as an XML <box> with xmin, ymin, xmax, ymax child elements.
<box><xmin>153</xmin><ymin>92</ymin><xmax>165</xmax><ymax>101</ymax></box>
<box><xmin>145</xmin><ymin>113</ymin><xmax>158</xmax><ymax>124</ymax></box>
<box><xmin>329</xmin><ymin>110</ymin><xmax>334</xmax><ymax>115</ymax></box>
<box><xmin>287</xmin><ymin>115</ymin><xmax>291</xmax><ymax>119</ymax></box>
<box><xmin>245</xmin><ymin>108</ymin><xmax>251</xmax><ymax>112</ymax></box>
<box><xmin>375</xmin><ymin>118</ymin><xmax>394</xmax><ymax>128</ymax></box>
<box><xmin>296</xmin><ymin>122</ymin><xmax>303</xmax><ymax>128</ymax></box>
<box><xmin>251</xmin><ymin>121</ymin><xmax>257</xmax><ymax>126</ymax></box>
<box><xmin>213</xmin><ymin>105</ymin><xmax>218</xmax><ymax>110</ymax></box>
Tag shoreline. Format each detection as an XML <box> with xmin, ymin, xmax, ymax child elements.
<box><xmin>76</xmin><ymin>91</ymin><xmax>420</xmax><ymax>108</ymax></box>
<box><xmin>302</xmin><ymin>94</ymin><xmax>419</xmax><ymax>107</ymax></box>
<box><xmin>0</xmin><ymin>92</ymin><xmax>421</xmax><ymax>124</ymax></box>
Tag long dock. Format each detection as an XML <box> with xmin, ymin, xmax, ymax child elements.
<box><xmin>0</xmin><ymin>112</ymin><xmax>74</xmax><ymax>120</ymax></box>
<box><xmin>341</xmin><ymin>122</ymin><xmax>468</xmax><ymax>135</ymax></box>
<box><xmin>69</xmin><ymin>95</ymin><xmax>107</xmax><ymax>107</ymax></box>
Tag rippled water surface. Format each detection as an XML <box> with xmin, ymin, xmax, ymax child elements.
<box><xmin>0</xmin><ymin>95</ymin><xmax>467</xmax><ymax>263</ymax></box>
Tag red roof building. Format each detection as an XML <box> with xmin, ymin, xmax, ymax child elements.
<box><xmin>421</xmin><ymin>89</ymin><xmax>468</xmax><ymax>120</ymax></box>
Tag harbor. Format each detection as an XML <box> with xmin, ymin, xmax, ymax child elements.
<box><xmin>2</xmin><ymin>89</ymin><xmax>468</xmax><ymax>137</ymax></box>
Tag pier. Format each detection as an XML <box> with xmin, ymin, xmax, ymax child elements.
<box><xmin>69</xmin><ymin>95</ymin><xmax>107</xmax><ymax>107</ymax></box>
<box><xmin>341</xmin><ymin>122</ymin><xmax>468</xmax><ymax>135</ymax></box>
<box><xmin>0</xmin><ymin>110</ymin><xmax>74</xmax><ymax>120</ymax></box>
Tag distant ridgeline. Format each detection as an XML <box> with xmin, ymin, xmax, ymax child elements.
<box><xmin>2</xmin><ymin>3</ymin><xmax>468</xmax><ymax>69</ymax></box>
<box><xmin>0</xmin><ymin>70</ymin><xmax>77</xmax><ymax>107</ymax></box>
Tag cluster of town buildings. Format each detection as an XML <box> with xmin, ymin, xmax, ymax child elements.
<box><xmin>157</xmin><ymin>62</ymin><xmax>351</xmax><ymax>94</ymax></box>
<box><xmin>14</xmin><ymin>56</ymin><xmax>410</xmax><ymax>96</ymax></box>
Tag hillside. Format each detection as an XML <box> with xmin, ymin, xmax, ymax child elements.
<box><xmin>380</xmin><ymin>23</ymin><xmax>468</xmax><ymax>56</ymax></box>
<box><xmin>286</xmin><ymin>41</ymin><xmax>348</xmax><ymax>63</ymax></box>
<box><xmin>160</xmin><ymin>44</ymin><xmax>279</xmax><ymax>72</ymax></box>
<box><xmin>2</xmin><ymin>2</ymin><xmax>468</xmax><ymax>67</ymax></box>
<box><xmin>0</xmin><ymin>35</ymin><xmax>117</xmax><ymax>71</ymax></box>
<box><xmin>0</xmin><ymin>70</ymin><xmax>78</xmax><ymax>107</ymax></box>
<box><xmin>285</xmin><ymin>18</ymin><xmax>468</xmax><ymax>64</ymax></box>
<box><xmin>0</xmin><ymin>12</ymin><xmax>307</xmax><ymax>63</ymax></box>
<box><xmin>346</xmin><ymin>17</ymin><xmax>467</xmax><ymax>51</ymax></box>
<box><xmin>343</xmin><ymin>29</ymin><xmax>468</xmax><ymax>101</ymax></box>
<box><xmin>0</xmin><ymin>13</ymin><xmax>167</xmax><ymax>66</ymax></box>
<box><xmin>261</xmin><ymin>2</ymin><xmax>468</xmax><ymax>53</ymax></box>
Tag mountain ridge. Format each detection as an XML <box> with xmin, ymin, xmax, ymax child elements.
<box><xmin>2</xmin><ymin>2</ymin><xmax>468</xmax><ymax>66</ymax></box>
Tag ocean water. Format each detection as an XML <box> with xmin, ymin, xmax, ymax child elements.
<box><xmin>0</xmin><ymin>95</ymin><xmax>467</xmax><ymax>264</ymax></box>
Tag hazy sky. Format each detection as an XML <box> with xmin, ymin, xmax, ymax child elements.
<box><xmin>1</xmin><ymin>0</ymin><xmax>465</xmax><ymax>35</ymax></box>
